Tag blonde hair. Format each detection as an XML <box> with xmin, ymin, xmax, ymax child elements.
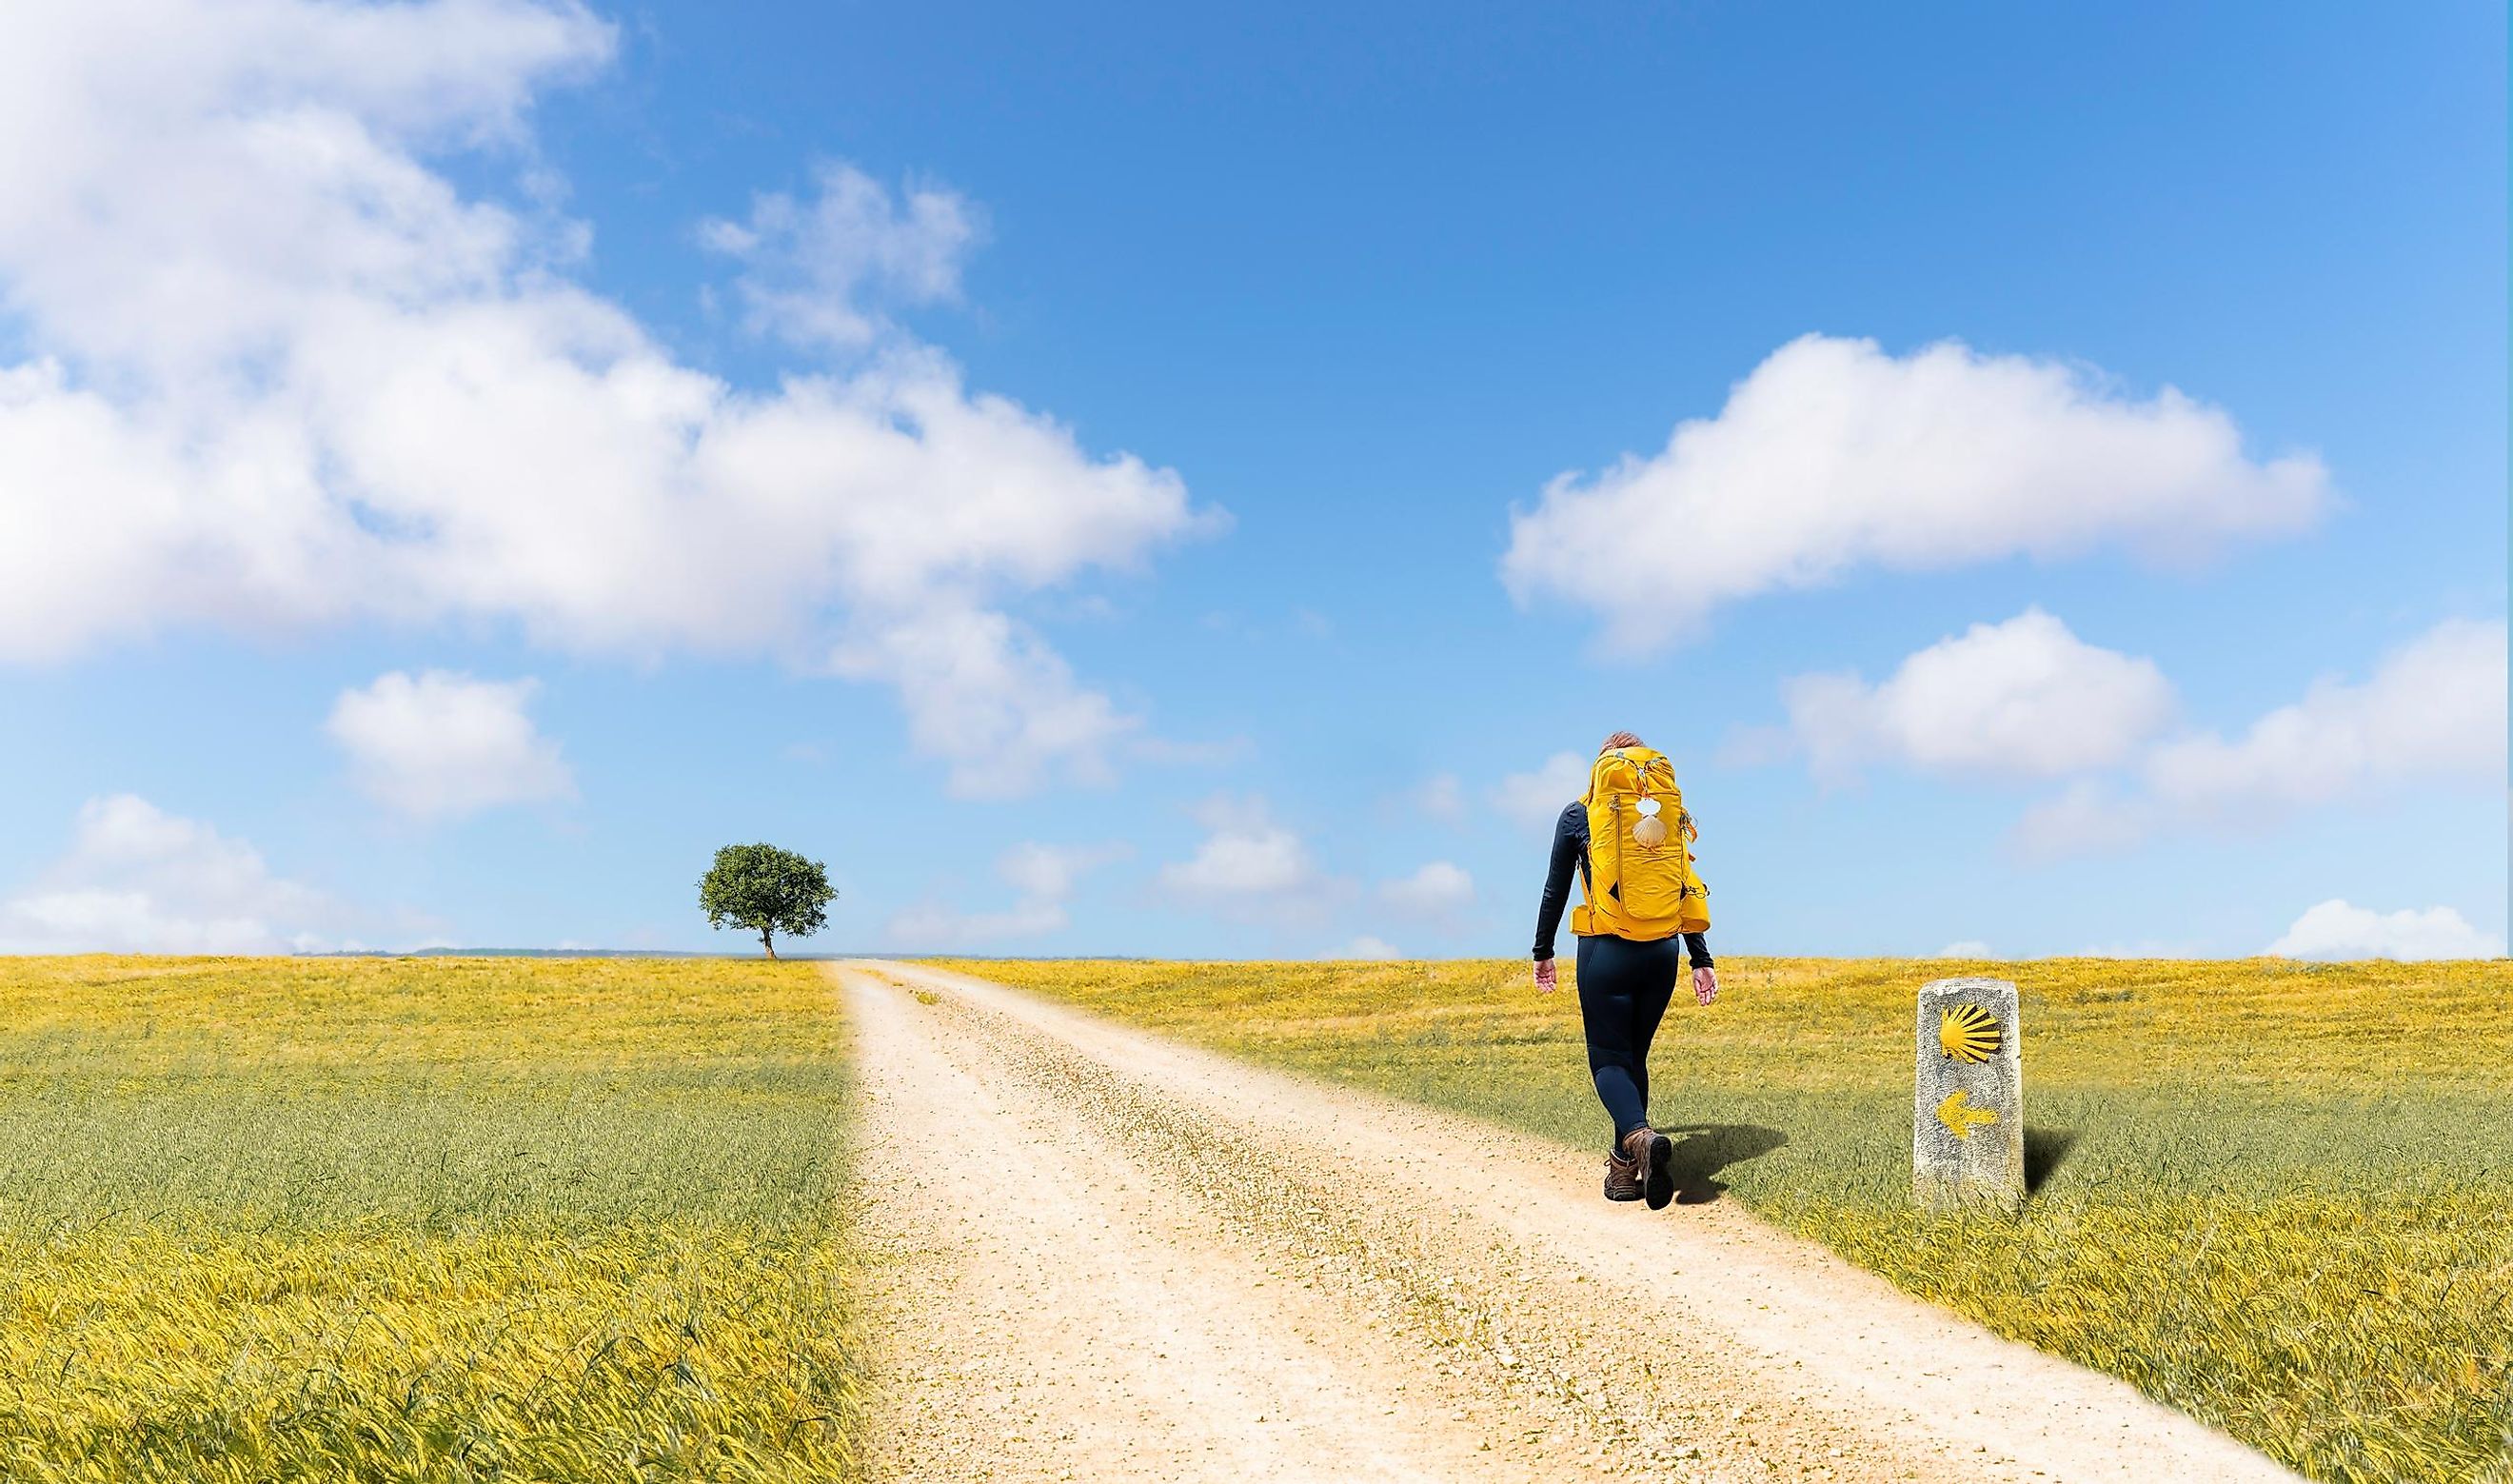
<box><xmin>1599</xmin><ymin>731</ymin><xmax>1644</xmax><ymax>753</ymax></box>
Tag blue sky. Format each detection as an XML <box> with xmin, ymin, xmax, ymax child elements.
<box><xmin>0</xmin><ymin>0</ymin><xmax>2503</xmax><ymax>961</ymax></box>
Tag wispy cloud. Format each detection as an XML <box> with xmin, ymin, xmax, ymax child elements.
<box><xmin>0</xmin><ymin>796</ymin><xmax>421</xmax><ymax>954</ymax></box>
<box><xmin>883</xmin><ymin>841</ymin><xmax>1130</xmax><ymax>949</ymax></box>
<box><xmin>700</xmin><ymin>161</ymin><xmax>981</xmax><ymax>351</ymax></box>
<box><xmin>2013</xmin><ymin>619</ymin><xmax>2507</xmax><ymax>858</ymax></box>
<box><xmin>1492</xmin><ymin>752</ymin><xmax>1588</xmax><ymax>831</ymax></box>
<box><xmin>1377</xmin><ymin>861</ymin><xmax>1474</xmax><ymax>921</ymax></box>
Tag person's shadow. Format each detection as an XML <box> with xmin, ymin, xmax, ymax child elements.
<box><xmin>1656</xmin><ymin>1124</ymin><xmax>1789</xmax><ymax>1204</ymax></box>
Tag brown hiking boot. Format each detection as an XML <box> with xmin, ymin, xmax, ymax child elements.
<box><xmin>1621</xmin><ymin>1124</ymin><xmax>1676</xmax><ymax>1210</ymax></box>
<box><xmin>1603</xmin><ymin>1144</ymin><xmax>1643</xmax><ymax>1201</ymax></box>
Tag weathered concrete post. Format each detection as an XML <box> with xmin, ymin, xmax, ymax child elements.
<box><xmin>1913</xmin><ymin>977</ymin><xmax>2024</xmax><ymax>1214</ymax></box>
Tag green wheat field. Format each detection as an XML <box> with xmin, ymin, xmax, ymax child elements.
<box><xmin>2</xmin><ymin>953</ymin><xmax>2506</xmax><ymax>1482</ymax></box>
<box><xmin>0</xmin><ymin>957</ymin><xmax>861</xmax><ymax>1483</ymax></box>
<box><xmin>936</xmin><ymin>954</ymin><xmax>2513</xmax><ymax>1484</ymax></box>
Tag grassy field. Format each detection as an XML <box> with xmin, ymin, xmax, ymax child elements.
<box><xmin>0</xmin><ymin>957</ymin><xmax>862</xmax><ymax>1483</ymax></box>
<box><xmin>931</xmin><ymin>955</ymin><xmax>2513</xmax><ymax>1484</ymax></box>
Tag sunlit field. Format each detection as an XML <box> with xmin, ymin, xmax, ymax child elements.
<box><xmin>0</xmin><ymin>957</ymin><xmax>862</xmax><ymax>1483</ymax></box>
<box><xmin>932</xmin><ymin>955</ymin><xmax>2513</xmax><ymax>1484</ymax></box>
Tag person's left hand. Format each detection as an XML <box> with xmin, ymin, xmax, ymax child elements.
<box><xmin>1534</xmin><ymin>958</ymin><xmax>1558</xmax><ymax>995</ymax></box>
<box><xmin>1692</xmin><ymin>964</ymin><xmax>1718</xmax><ymax>1007</ymax></box>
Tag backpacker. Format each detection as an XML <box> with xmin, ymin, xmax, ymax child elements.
<box><xmin>1570</xmin><ymin>745</ymin><xmax>1710</xmax><ymax>940</ymax></box>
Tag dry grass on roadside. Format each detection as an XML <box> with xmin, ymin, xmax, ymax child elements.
<box><xmin>932</xmin><ymin>954</ymin><xmax>2513</xmax><ymax>1484</ymax></box>
<box><xmin>0</xmin><ymin>956</ymin><xmax>863</xmax><ymax>1483</ymax></box>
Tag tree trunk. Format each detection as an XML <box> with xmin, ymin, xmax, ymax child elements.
<box><xmin>761</xmin><ymin>930</ymin><xmax>778</xmax><ymax>960</ymax></box>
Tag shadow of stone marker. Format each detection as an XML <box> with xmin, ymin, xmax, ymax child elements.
<box><xmin>1914</xmin><ymin>977</ymin><xmax>2024</xmax><ymax>1214</ymax></box>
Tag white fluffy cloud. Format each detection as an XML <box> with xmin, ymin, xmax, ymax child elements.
<box><xmin>2266</xmin><ymin>900</ymin><xmax>2503</xmax><ymax>961</ymax></box>
<box><xmin>326</xmin><ymin>669</ymin><xmax>573</xmax><ymax>820</ymax></box>
<box><xmin>1780</xmin><ymin>608</ymin><xmax>2175</xmax><ymax>783</ymax></box>
<box><xmin>1378</xmin><ymin>861</ymin><xmax>1474</xmax><ymax>919</ymax></box>
<box><xmin>883</xmin><ymin>841</ymin><xmax>1128</xmax><ymax>949</ymax></box>
<box><xmin>1159</xmin><ymin>796</ymin><xmax>1316</xmax><ymax>898</ymax></box>
<box><xmin>0</xmin><ymin>0</ymin><xmax>1212</xmax><ymax>795</ymax></box>
<box><xmin>1493</xmin><ymin>752</ymin><xmax>1591</xmax><ymax>830</ymax></box>
<box><xmin>0</xmin><ymin>796</ymin><xmax>387</xmax><ymax>953</ymax></box>
<box><xmin>2144</xmin><ymin>618</ymin><xmax>2505</xmax><ymax>817</ymax></box>
<box><xmin>883</xmin><ymin>897</ymin><xmax>1065</xmax><ymax>947</ymax></box>
<box><xmin>1502</xmin><ymin>334</ymin><xmax>2330</xmax><ymax>651</ymax></box>
<box><xmin>1935</xmin><ymin>940</ymin><xmax>2000</xmax><ymax>959</ymax></box>
<box><xmin>701</xmin><ymin>161</ymin><xmax>980</xmax><ymax>351</ymax></box>
<box><xmin>2014</xmin><ymin>619</ymin><xmax>2508</xmax><ymax>857</ymax></box>
<box><xmin>1157</xmin><ymin>795</ymin><xmax>1336</xmax><ymax>923</ymax></box>
<box><xmin>1327</xmin><ymin>935</ymin><xmax>1404</xmax><ymax>961</ymax></box>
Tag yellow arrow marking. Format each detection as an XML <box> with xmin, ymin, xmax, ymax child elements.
<box><xmin>1935</xmin><ymin>1089</ymin><xmax>1999</xmax><ymax>1139</ymax></box>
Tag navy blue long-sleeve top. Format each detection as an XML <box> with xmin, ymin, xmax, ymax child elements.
<box><xmin>1534</xmin><ymin>800</ymin><xmax>1712</xmax><ymax>965</ymax></box>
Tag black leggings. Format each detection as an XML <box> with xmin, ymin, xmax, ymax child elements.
<box><xmin>1574</xmin><ymin>933</ymin><xmax>1682</xmax><ymax>1143</ymax></box>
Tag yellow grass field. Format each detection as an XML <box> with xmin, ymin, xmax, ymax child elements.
<box><xmin>0</xmin><ymin>957</ymin><xmax>863</xmax><ymax>1483</ymax></box>
<box><xmin>931</xmin><ymin>955</ymin><xmax>2513</xmax><ymax>1484</ymax></box>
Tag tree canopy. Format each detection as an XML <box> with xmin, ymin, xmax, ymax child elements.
<box><xmin>698</xmin><ymin>843</ymin><xmax>835</xmax><ymax>960</ymax></box>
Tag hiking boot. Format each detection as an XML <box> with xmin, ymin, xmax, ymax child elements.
<box><xmin>1602</xmin><ymin>1145</ymin><xmax>1644</xmax><ymax>1201</ymax></box>
<box><xmin>1621</xmin><ymin>1124</ymin><xmax>1676</xmax><ymax>1210</ymax></box>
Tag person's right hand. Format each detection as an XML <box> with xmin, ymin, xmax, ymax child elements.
<box><xmin>1533</xmin><ymin>958</ymin><xmax>1558</xmax><ymax>995</ymax></box>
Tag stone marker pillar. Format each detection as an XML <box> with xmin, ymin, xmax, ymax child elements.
<box><xmin>1913</xmin><ymin>977</ymin><xmax>2025</xmax><ymax>1214</ymax></box>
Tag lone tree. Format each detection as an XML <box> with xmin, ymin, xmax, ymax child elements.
<box><xmin>699</xmin><ymin>842</ymin><xmax>835</xmax><ymax>960</ymax></box>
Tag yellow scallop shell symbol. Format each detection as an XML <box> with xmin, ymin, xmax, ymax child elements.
<box><xmin>1938</xmin><ymin>1002</ymin><xmax>2002</xmax><ymax>1063</ymax></box>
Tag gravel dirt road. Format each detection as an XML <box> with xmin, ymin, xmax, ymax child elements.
<box><xmin>839</xmin><ymin>960</ymin><xmax>2298</xmax><ymax>1484</ymax></box>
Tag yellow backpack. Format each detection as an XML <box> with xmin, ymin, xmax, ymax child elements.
<box><xmin>1570</xmin><ymin>745</ymin><xmax>1710</xmax><ymax>940</ymax></box>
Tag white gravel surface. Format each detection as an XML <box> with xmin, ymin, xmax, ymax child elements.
<box><xmin>840</xmin><ymin>960</ymin><xmax>2299</xmax><ymax>1484</ymax></box>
